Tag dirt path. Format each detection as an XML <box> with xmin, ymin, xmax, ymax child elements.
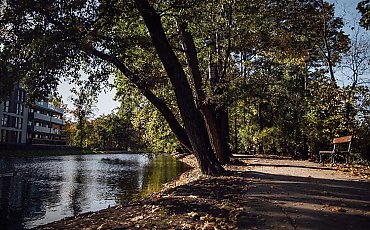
<box><xmin>38</xmin><ymin>155</ymin><xmax>370</xmax><ymax>230</ymax></box>
<box><xmin>229</xmin><ymin>156</ymin><xmax>370</xmax><ymax>230</ymax></box>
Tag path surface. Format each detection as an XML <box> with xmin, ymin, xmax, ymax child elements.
<box><xmin>38</xmin><ymin>155</ymin><xmax>370</xmax><ymax>230</ymax></box>
<box><xmin>230</xmin><ymin>156</ymin><xmax>370</xmax><ymax>230</ymax></box>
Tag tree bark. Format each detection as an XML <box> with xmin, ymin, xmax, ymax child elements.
<box><xmin>178</xmin><ymin>23</ymin><xmax>231</xmax><ymax>164</ymax></box>
<box><xmin>216</xmin><ymin>108</ymin><xmax>231</xmax><ymax>163</ymax></box>
<box><xmin>135</xmin><ymin>0</ymin><xmax>224</xmax><ymax>175</ymax></box>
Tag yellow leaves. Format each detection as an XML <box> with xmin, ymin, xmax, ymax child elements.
<box><xmin>331</xmin><ymin>207</ymin><xmax>347</xmax><ymax>213</ymax></box>
<box><xmin>187</xmin><ymin>211</ymin><xmax>200</xmax><ymax>220</ymax></box>
<box><xmin>130</xmin><ymin>215</ymin><xmax>144</xmax><ymax>222</ymax></box>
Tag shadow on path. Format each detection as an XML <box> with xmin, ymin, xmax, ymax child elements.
<box><xmin>244</xmin><ymin>163</ymin><xmax>337</xmax><ymax>171</ymax></box>
<box><xmin>160</xmin><ymin>168</ymin><xmax>370</xmax><ymax>230</ymax></box>
<box><xmin>242</xmin><ymin>171</ymin><xmax>370</xmax><ymax>230</ymax></box>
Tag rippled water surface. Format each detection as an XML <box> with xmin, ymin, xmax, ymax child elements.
<box><xmin>0</xmin><ymin>153</ymin><xmax>189</xmax><ymax>229</ymax></box>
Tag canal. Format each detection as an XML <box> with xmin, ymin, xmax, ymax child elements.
<box><xmin>0</xmin><ymin>153</ymin><xmax>189</xmax><ymax>229</ymax></box>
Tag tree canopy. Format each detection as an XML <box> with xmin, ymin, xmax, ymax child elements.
<box><xmin>1</xmin><ymin>0</ymin><xmax>369</xmax><ymax>173</ymax></box>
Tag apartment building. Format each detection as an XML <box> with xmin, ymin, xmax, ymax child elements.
<box><xmin>0</xmin><ymin>85</ymin><xmax>66</xmax><ymax>146</ymax></box>
<box><xmin>0</xmin><ymin>84</ymin><xmax>28</xmax><ymax>144</ymax></box>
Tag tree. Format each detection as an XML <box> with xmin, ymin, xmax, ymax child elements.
<box><xmin>0</xmin><ymin>0</ymin><xmax>224</xmax><ymax>174</ymax></box>
<box><xmin>358</xmin><ymin>0</ymin><xmax>370</xmax><ymax>30</ymax></box>
<box><xmin>135</xmin><ymin>0</ymin><xmax>225</xmax><ymax>173</ymax></box>
<box><xmin>0</xmin><ymin>0</ymin><xmax>354</xmax><ymax>172</ymax></box>
<box><xmin>69</xmin><ymin>80</ymin><xmax>97</xmax><ymax>149</ymax></box>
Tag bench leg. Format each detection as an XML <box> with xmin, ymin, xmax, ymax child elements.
<box><xmin>331</xmin><ymin>154</ymin><xmax>335</xmax><ymax>164</ymax></box>
<box><xmin>346</xmin><ymin>155</ymin><xmax>350</xmax><ymax>164</ymax></box>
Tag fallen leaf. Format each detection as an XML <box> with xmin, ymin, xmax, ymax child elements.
<box><xmin>131</xmin><ymin>215</ymin><xmax>144</xmax><ymax>221</ymax></box>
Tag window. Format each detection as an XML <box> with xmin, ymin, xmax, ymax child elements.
<box><xmin>16</xmin><ymin>103</ymin><xmax>24</xmax><ymax>115</ymax></box>
<box><xmin>1</xmin><ymin>130</ymin><xmax>8</xmax><ymax>142</ymax></box>
<box><xmin>3</xmin><ymin>100</ymin><xmax>10</xmax><ymax>112</ymax></box>
<box><xmin>2</xmin><ymin>114</ymin><xmax>9</xmax><ymax>127</ymax></box>
<box><xmin>15</xmin><ymin>117</ymin><xmax>22</xmax><ymax>129</ymax></box>
<box><xmin>17</xmin><ymin>90</ymin><xmax>25</xmax><ymax>102</ymax></box>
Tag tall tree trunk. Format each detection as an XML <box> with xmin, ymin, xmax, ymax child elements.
<box><xmin>78</xmin><ymin>113</ymin><xmax>84</xmax><ymax>149</ymax></box>
<box><xmin>302</xmin><ymin>134</ymin><xmax>308</xmax><ymax>160</ymax></box>
<box><xmin>216</xmin><ymin>108</ymin><xmax>231</xmax><ymax>163</ymax></box>
<box><xmin>179</xmin><ymin>23</ymin><xmax>231</xmax><ymax>164</ymax></box>
<box><xmin>234</xmin><ymin>114</ymin><xmax>238</xmax><ymax>154</ymax></box>
<box><xmin>135</xmin><ymin>0</ymin><xmax>224</xmax><ymax>175</ymax></box>
<box><xmin>321</xmin><ymin>0</ymin><xmax>336</xmax><ymax>84</ymax></box>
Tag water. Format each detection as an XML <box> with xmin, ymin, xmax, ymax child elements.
<box><xmin>0</xmin><ymin>153</ymin><xmax>189</xmax><ymax>229</ymax></box>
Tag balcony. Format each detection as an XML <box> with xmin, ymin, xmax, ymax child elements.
<box><xmin>30</xmin><ymin>126</ymin><xmax>65</xmax><ymax>136</ymax></box>
<box><xmin>33</xmin><ymin>112</ymin><xmax>50</xmax><ymax>122</ymax></box>
<box><xmin>35</xmin><ymin>101</ymin><xmax>64</xmax><ymax>114</ymax></box>
<box><xmin>51</xmin><ymin>117</ymin><xmax>65</xmax><ymax>125</ymax></box>
<box><xmin>34</xmin><ymin>126</ymin><xmax>52</xmax><ymax>134</ymax></box>
<box><xmin>31</xmin><ymin>112</ymin><xmax>65</xmax><ymax>125</ymax></box>
<box><xmin>50</xmin><ymin>128</ymin><xmax>64</xmax><ymax>135</ymax></box>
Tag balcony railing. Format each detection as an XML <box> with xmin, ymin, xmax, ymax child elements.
<box><xmin>51</xmin><ymin>117</ymin><xmax>65</xmax><ymax>125</ymax></box>
<box><xmin>33</xmin><ymin>112</ymin><xmax>50</xmax><ymax>121</ymax></box>
<box><xmin>34</xmin><ymin>126</ymin><xmax>52</xmax><ymax>134</ymax></box>
<box><xmin>35</xmin><ymin>101</ymin><xmax>64</xmax><ymax>114</ymax></box>
<box><xmin>30</xmin><ymin>126</ymin><xmax>65</xmax><ymax>136</ymax></box>
<box><xmin>31</xmin><ymin>112</ymin><xmax>65</xmax><ymax>125</ymax></box>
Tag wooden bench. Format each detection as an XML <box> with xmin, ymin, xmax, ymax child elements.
<box><xmin>319</xmin><ymin>136</ymin><xmax>352</xmax><ymax>164</ymax></box>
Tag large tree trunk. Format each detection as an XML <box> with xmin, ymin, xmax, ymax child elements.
<box><xmin>201</xmin><ymin>105</ymin><xmax>231</xmax><ymax>164</ymax></box>
<box><xmin>216</xmin><ymin>107</ymin><xmax>231</xmax><ymax>163</ymax></box>
<box><xmin>135</xmin><ymin>0</ymin><xmax>224</xmax><ymax>175</ymax></box>
<box><xmin>179</xmin><ymin>23</ymin><xmax>231</xmax><ymax>164</ymax></box>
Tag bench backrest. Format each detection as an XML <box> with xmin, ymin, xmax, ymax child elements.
<box><xmin>332</xmin><ymin>135</ymin><xmax>352</xmax><ymax>144</ymax></box>
<box><xmin>332</xmin><ymin>135</ymin><xmax>352</xmax><ymax>153</ymax></box>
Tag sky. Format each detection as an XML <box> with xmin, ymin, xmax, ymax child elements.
<box><xmin>58</xmin><ymin>77</ymin><xmax>119</xmax><ymax>118</ymax></box>
<box><xmin>57</xmin><ymin>0</ymin><xmax>368</xmax><ymax>117</ymax></box>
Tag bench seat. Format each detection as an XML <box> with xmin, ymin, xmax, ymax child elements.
<box><xmin>319</xmin><ymin>136</ymin><xmax>352</xmax><ymax>164</ymax></box>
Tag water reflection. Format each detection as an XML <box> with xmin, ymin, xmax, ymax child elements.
<box><xmin>0</xmin><ymin>154</ymin><xmax>189</xmax><ymax>229</ymax></box>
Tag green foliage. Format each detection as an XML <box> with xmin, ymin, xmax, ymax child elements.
<box><xmin>69</xmin><ymin>80</ymin><xmax>98</xmax><ymax>148</ymax></box>
<box><xmin>115</xmin><ymin>74</ymin><xmax>181</xmax><ymax>153</ymax></box>
<box><xmin>1</xmin><ymin>0</ymin><xmax>369</xmax><ymax>162</ymax></box>
<box><xmin>135</xmin><ymin>104</ymin><xmax>180</xmax><ymax>153</ymax></box>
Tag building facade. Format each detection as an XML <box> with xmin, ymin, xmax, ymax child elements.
<box><xmin>0</xmin><ymin>85</ymin><xmax>66</xmax><ymax>145</ymax></box>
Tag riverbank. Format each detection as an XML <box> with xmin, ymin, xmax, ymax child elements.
<box><xmin>37</xmin><ymin>154</ymin><xmax>370</xmax><ymax>230</ymax></box>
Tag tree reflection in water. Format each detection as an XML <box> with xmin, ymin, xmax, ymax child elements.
<box><xmin>0</xmin><ymin>153</ymin><xmax>188</xmax><ymax>230</ymax></box>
